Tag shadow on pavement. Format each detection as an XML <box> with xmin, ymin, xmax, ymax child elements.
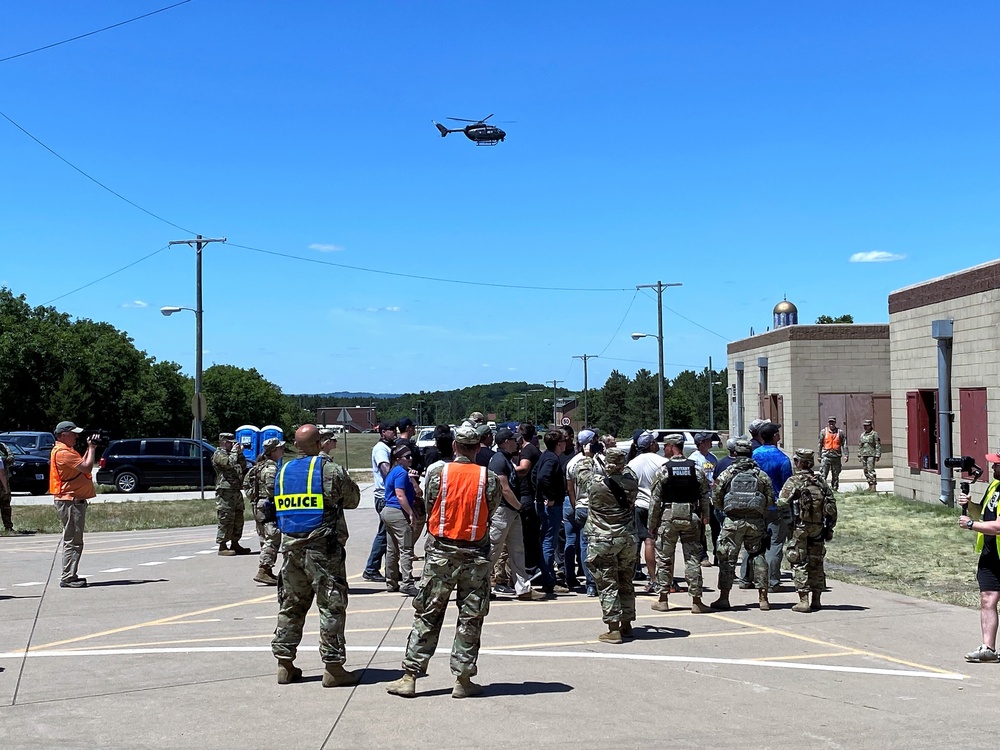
<box><xmin>813</xmin><ymin>604</ymin><xmax>869</xmax><ymax>612</ymax></box>
<box><xmin>359</xmin><ymin>667</ymin><xmax>404</xmax><ymax>685</ymax></box>
<box><xmin>635</xmin><ymin>625</ymin><xmax>691</xmax><ymax>639</ymax></box>
<box><xmin>0</xmin><ymin>594</ymin><xmax>41</xmax><ymax>601</ymax></box>
<box><xmin>410</xmin><ymin>680</ymin><xmax>574</xmax><ymax>698</ymax></box>
<box><xmin>88</xmin><ymin>578</ymin><xmax>168</xmax><ymax>587</ymax></box>
<box><xmin>350</xmin><ymin>587</ymin><xmax>389</xmax><ymax>595</ymax></box>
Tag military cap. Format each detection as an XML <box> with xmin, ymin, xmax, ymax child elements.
<box><xmin>262</xmin><ymin>437</ymin><xmax>285</xmax><ymax>454</ymax></box>
<box><xmin>318</xmin><ymin>427</ymin><xmax>338</xmax><ymax>439</ymax></box>
<box><xmin>218</xmin><ymin>432</ymin><xmax>235</xmax><ymax>441</ymax></box>
<box><xmin>604</xmin><ymin>447</ymin><xmax>627</xmax><ymax>469</ymax></box>
<box><xmin>732</xmin><ymin>438</ymin><xmax>753</xmax><ymax>456</ymax></box>
<box><xmin>863</xmin><ymin>419</ymin><xmax>873</xmax><ymax>426</ymax></box>
<box><xmin>828</xmin><ymin>416</ymin><xmax>837</xmax><ymax>422</ymax></box>
<box><xmin>454</xmin><ymin>425</ymin><xmax>480</xmax><ymax>445</ymax></box>
<box><xmin>475</xmin><ymin>423</ymin><xmax>492</xmax><ymax>438</ymax></box>
<box><xmin>469</xmin><ymin>411</ymin><xmax>486</xmax><ymax>424</ymax></box>
<box><xmin>662</xmin><ymin>433</ymin><xmax>685</xmax><ymax>447</ymax></box>
<box><xmin>794</xmin><ymin>448</ymin><xmax>816</xmax><ymax>463</ymax></box>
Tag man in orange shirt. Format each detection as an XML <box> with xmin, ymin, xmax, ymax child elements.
<box><xmin>50</xmin><ymin>421</ymin><xmax>99</xmax><ymax>588</ymax></box>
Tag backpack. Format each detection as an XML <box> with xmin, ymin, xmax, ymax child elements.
<box><xmin>796</xmin><ymin>477</ymin><xmax>825</xmax><ymax>525</ymax></box>
<box><xmin>242</xmin><ymin>461</ymin><xmax>265</xmax><ymax>503</ymax></box>
<box><xmin>723</xmin><ymin>468</ymin><xmax>766</xmax><ymax>516</ymax></box>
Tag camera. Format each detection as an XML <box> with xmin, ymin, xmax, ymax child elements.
<box><xmin>944</xmin><ymin>455</ymin><xmax>984</xmax><ymax>497</ymax></box>
<box><xmin>86</xmin><ymin>430</ymin><xmax>111</xmax><ymax>446</ymax></box>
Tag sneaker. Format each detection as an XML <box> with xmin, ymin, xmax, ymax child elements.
<box><xmin>516</xmin><ymin>590</ymin><xmax>545</xmax><ymax>601</ymax></box>
<box><xmin>700</xmin><ymin>558</ymin><xmax>713</xmax><ymax>568</ymax></box>
<box><xmin>60</xmin><ymin>578</ymin><xmax>87</xmax><ymax>588</ymax></box>
<box><xmin>362</xmin><ymin>571</ymin><xmax>386</xmax><ymax>583</ymax></box>
<box><xmin>965</xmin><ymin>644</ymin><xmax>999</xmax><ymax>663</ymax></box>
<box><xmin>386</xmin><ymin>584</ymin><xmax>400</xmax><ymax>593</ymax></box>
<box><xmin>400</xmin><ymin>585</ymin><xmax>419</xmax><ymax>597</ymax></box>
<box><xmin>493</xmin><ymin>584</ymin><xmax>516</xmax><ymax>595</ymax></box>
<box><xmin>551</xmin><ymin>585</ymin><xmax>572</xmax><ymax>594</ymax></box>
<box><xmin>738</xmin><ymin>581</ymin><xmax>754</xmax><ymax>590</ymax></box>
<box><xmin>586</xmin><ymin>585</ymin><xmax>598</xmax><ymax>597</ymax></box>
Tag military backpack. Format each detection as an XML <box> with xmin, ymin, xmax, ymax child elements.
<box><xmin>795</xmin><ymin>477</ymin><xmax>825</xmax><ymax>525</ymax></box>
<box><xmin>722</xmin><ymin>468</ymin><xmax>766</xmax><ymax>516</ymax></box>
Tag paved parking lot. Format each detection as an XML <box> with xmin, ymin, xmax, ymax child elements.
<box><xmin>0</xmin><ymin>484</ymin><xmax>989</xmax><ymax>749</ymax></box>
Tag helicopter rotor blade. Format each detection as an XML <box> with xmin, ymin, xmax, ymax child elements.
<box><xmin>481</xmin><ymin>113</ymin><xmax>495</xmax><ymax>122</ymax></box>
<box><xmin>447</xmin><ymin>117</ymin><xmax>480</xmax><ymax>123</ymax></box>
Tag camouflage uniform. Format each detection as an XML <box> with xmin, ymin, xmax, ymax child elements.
<box><xmin>0</xmin><ymin>442</ymin><xmax>13</xmax><ymax>530</ymax></box>
<box><xmin>245</xmin><ymin>457</ymin><xmax>281</xmax><ymax>568</ymax></box>
<box><xmin>858</xmin><ymin>425</ymin><xmax>881</xmax><ymax>490</ymax></box>
<box><xmin>213</xmin><ymin>437</ymin><xmax>246</xmax><ymax>545</ymax></box>
<box><xmin>818</xmin><ymin>421</ymin><xmax>848</xmax><ymax>491</ymax></box>
<box><xmin>272</xmin><ymin>457</ymin><xmax>361</xmax><ymax>664</ymax></box>
<box><xmin>583</xmin><ymin>450</ymin><xmax>639</xmax><ymax>627</ymax></box>
<box><xmin>400</xmin><ymin>451</ymin><xmax>501</xmax><ymax>679</ymax></box>
<box><xmin>649</xmin><ymin>455</ymin><xmax>711</xmax><ymax>598</ymax></box>
<box><xmin>712</xmin><ymin>456</ymin><xmax>773</xmax><ymax>592</ymax></box>
<box><xmin>777</xmin><ymin>454</ymin><xmax>837</xmax><ymax>596</ymax></box>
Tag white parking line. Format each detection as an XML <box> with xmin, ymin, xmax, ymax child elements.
<box><xmin>100</xmin><ymin>568</ymin><xmax>131</xmax><ymax>573</ymax></box>
<box><xmin>169</xmin><ymin>556</ymin><xmax>195</xmax><ymax>560</ymax></box>
<box><xmin>195</xmin><ymin>550</ymin><xmax>215</xmax><ymax>555</ymax></box>
<box><xmin>13</xmin><ymin>581</ymin><xmax>45</xmax><ymax>587</ymax></box>
<box><xmin>138</xmin><ymin>561</ymin><xmax>166</xmax><ymax>567</ymax></box>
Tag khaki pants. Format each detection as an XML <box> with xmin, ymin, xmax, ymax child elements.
<box><xmin>489</xmin><ymin>505</ymin><xmax>532</xmax><ymax>595</ymax></box>
<box><xmin>55</xmin><ymin>500</ymin><xmax>87</xmax><ymax>582</ymax></box>
<box><xmin>380</xmin><ymin>506</ymin><xmax>415</xmax><ymax>588</ymax></box>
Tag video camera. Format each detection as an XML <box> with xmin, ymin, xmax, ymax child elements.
<box><xmin>86</xmin><ymin>429</ymin><xmax>111</xmax><ymax>447</ymax></box>
<box><xmin>943</xmin><ymin>455</ymin><xmax>984</xmax><ymax>496</ymax></box>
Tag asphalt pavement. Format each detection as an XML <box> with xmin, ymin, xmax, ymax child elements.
<box><xmin>0</xmin><ymin>476</ymin><xmax>983</xmax><ymax>750</ymax></box>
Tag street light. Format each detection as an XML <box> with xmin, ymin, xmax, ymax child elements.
<box><xmin>161</xmin><ymin>304</ymin><xmax>205</xmax><ymax>500</ymax></box>
<box><xmin>631</xmin><ymin>331</ymin><xmax>664</xmax><ymax>429</ymax></box>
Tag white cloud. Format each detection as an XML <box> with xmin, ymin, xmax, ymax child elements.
<box><xmin>122</xmin><ymin>300</ymin><xmax>148</xmax><ymax>308</ymax></box>
<box><xmin>384</xmin><ymin>306</ymin><xmax>400</xmax><ymax>312</ymax></box>
<box><xmin>309</xmin><ymin>243</ymin><xmax>345</xmax><ymax>252</ymax></box>
<box><xmin>481</xmin><ymin>363</ymin><xmax>490</xmax><ymax>368</ymax></box>
<box><xmin>849</xmin><ymin>251</ymin><xmax>906</xmax><ymax>263</ymax></box>
<box><xmin>361</xmin><ymin>306</ymin><xmax>401</xmax><ymax>313</ymax></box>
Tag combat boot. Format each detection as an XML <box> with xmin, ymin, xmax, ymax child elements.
<box><xmin>690</xmin><ymin>596</ymin><xmax>710</xmax><ymax>614</ymax></box>
<box><xmin>758</xmin><ymin>589</ymin><xmax>770</xmax><ymax>611</ymax></box>
<box><xmin>650</xmin><ymin>594</ymin><xmax>669</xmax><ymax>612</ymax></box>
<box><xmin>276</xmin><ymin>659</ymin><xmax>301</xmax><ymax>684</ymax></box>
<box><xmin>218</xmin><ymin>543</ymin><xmax>236</xmax><ymax>557</ymax></box>
<box><xmin>710</xmin><ymin>590</ymin><xmax>731</xmax><ymax>610</ymax></box>
<box><xmin>598</xmin><ymin>622</ymin><xmax>623</xmax><ymax>644</ymax></box>
<box><xmin>452</xmin><ymin>676</ymin><xmax>484</xmax><ymax>699</ymax></box>
<box><xmin>810</xmin><ymin>591</ymin><xmax>823</xmax><ymax>611</ymax></box>
<box><xmin>386</xmin><ymin>673</ymin><xmax>416</xmax><ymax>697</ymax></box>
<box><xmin>254</xmin><ymin>566</ymin><xmax>278</xmax><ymax>586</ymax></box>
<box><xmin>792</xmin><ymin>592</ymin><xmax>811</xmax><ymax>613</ymax></box>
<box><xmin>620</xmin><ymin>621</ymin><xmax>634</xmax><ymax>639</ymax></box>
<box><xmin>322</xmin><ymin>663</ymin><xmax>361</xmax><ymax>688</ymax></box>
<box><xmin>231</xmin><ymin>542</ymin><xmax>254</xmax><ymax>556</ymax></box>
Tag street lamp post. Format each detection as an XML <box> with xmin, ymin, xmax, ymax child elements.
<box><xmin>634</xmin><ymin>281</ymin><xmax>682</xmax><ymax>430</ymax></box>
<box><xmin>161</xmin><ymin>304</ymin><xmax>205</xmax><ymax>500</ymax></box>
<box><xmin>631</xmin><ymin>331</ymin><xmax>664</xmax><ymax>429</ymax></box>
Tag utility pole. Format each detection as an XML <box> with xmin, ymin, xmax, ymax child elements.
<box><xmin>708</xmin><ymin>356</ymin><xmax>714</xmax><ymax>431</ymax></box>
<box><xmin>573</xmin><ymin>354</ymin><xmax>598</xmax><ymax>426</ymax></box>
<box><xmin>548</xmin><ymin>379</ymin><xmax>563</xmax><ymax>427</ymax></box>
<box><xmin>636</xmin><ymin>280</ymin><xmax>682</xmax><ymax>429</ymax></box>
<box><xmin>168</xmin><ymin>235</ymin><xmax>226</xmax><ymax>501</ymax></box>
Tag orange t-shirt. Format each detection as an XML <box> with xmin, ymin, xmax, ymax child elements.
<box><xmin>49</xmin><ymin>443</ymin><xmax>96</xmax><ymax>501</ymax></box>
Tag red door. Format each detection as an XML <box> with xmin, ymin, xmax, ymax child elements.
<box><xmin>960</xmin><ymin>388</ymin><xmax>989</xmax><ymax>472</ymax></box>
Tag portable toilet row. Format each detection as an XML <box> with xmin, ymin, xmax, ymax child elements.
<box><xmin>235</xmin><ymin>424</ymin><xmax>284</xmax><ymax>463</ymax></box>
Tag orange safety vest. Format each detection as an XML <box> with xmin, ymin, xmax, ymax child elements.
<box><xmin>823</xmin><ymin>429</ymin><xmax>842</xmax><ymax>452</ymax></box>
<box><xmin>427</xmin><ymin>462</ymin><xmax>490</xmax><ymax>542</ymax></box>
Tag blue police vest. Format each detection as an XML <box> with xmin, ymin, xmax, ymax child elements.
<box><xmin>274</xmin><ymin>455</ymin><xmax>326</xmax><ymax>534</ymax></box>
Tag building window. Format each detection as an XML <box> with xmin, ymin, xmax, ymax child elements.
<box><xmin>906</xmin><ymin>390</ymin><xmax>938</xmax><ymax>471</ymax></box>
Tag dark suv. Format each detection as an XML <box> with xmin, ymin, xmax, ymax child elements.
<box><xmin>0</xmin><ymin>431</ymin><xmax>56</xmax><ymax>457</ymax></box>
<box><xmin>96</xmin><ymin>438</ymin><xmax>216</xmax><ymax>493</ymax></box>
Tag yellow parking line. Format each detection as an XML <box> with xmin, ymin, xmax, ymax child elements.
<box><xmin>748</xmin><ymin>650</ymin><xmax>861</xmax><ymax>662</ymax></box>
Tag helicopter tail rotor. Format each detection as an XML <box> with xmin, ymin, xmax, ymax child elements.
<box><xmin>433</xmin><ymin>121</ymin><xmax>450</xmax><ymax>137</ymax></box>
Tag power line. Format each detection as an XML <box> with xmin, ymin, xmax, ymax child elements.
<box><xmin>43</xmin><ymin>245</ymin><xmax>170</xmax><ymax>305</ymax></box>
<box><xmin>637</xmin><ymin>288</ymin><xmax>731</xmax><ymax>341</ymax></box>
<box><xmin>0</xmin><ymin>108</ymin><xmax>196</xmax><ymax>234</ymax></box>
<box><xmin>0</xmin><ymin>1</ymin><xmax>194</xmax><ymax>65</ymax></box>
<box><xmin>226</xmin><ymin>242</ymin><xmax>633</xmax><ymax>293</ymax></box>
<box><xmin>596</xmin><ymin>289</ymin><xmax>639</xmax><ymax>356</ymax></box>
<box><xmin>601</xmin><ymin>356</ymin><xmax>701</xmax><ymax>368</ymax></box>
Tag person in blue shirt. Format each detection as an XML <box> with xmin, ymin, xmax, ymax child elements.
<box><xmin>381</xmin><ymin>445</ymin><xmax>422</xmax><ymax>596</ymax></box>
<box><xmin>748</xmin><ymin>423</ymin><xmax>793</xmax><ymax>591</ymax></box>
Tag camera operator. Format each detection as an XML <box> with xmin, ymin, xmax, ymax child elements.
<box><xmin>50</xmin><ymin>421</ymin><xmax>99</xmax><ymax>589</ymax></box>
<box><xmin>958</xmin><ymin>451</ymin><xmax>1000</xmax><ymax>663</ymax></box>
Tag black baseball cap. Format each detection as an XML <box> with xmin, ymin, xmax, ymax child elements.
<box><xmin>397</xmin><ymin>417</ymin><xmax>415</xmax><ymax>430</ymax></box>
<box><xmin>378</xmin><ymin>421</ymin><xmax>396</xmax><ymax>432</ymax></box>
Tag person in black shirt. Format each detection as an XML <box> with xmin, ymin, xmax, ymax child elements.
<box><xmin>475</xmin><ymin>426</ymin><xmax>495</xmax><ymax>467</ymax></box>
<box><xmin>422</xmin><ymin>425</ymin><xmax>453</xmax><ymax>469</ymax></box>
<box><xmin>514</xmin><ymin>423</ymin><xmax>542</xmax><ymax>572</ymax></box>
<box><xmin>534</xmin><ymin>430</ymin><xmax>570</xmax><ymax>595</ymax></box>
<box><xmin>395</xmin><ymin>417</ymin><xmax>423</xmax><ymax>474</ymax></box>
<box><xmin>487</xmin><ymin>428</ymin><xmax>540</xmax><ymax>600</ymax></box>
<box><xmin>959</xmin><ymin>454</ymin><xmax>1000</xmax><ymax>662</ymax></box>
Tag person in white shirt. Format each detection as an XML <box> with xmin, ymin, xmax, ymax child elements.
<box><xmin>689</xmin><ymin>432</ymin><xmax>720</xmax><ymax>566</ymax></box>
<box><xmin>627</xmin><ymin>431</ymin><xmax>667</xmax><ymax>593</ymax></box>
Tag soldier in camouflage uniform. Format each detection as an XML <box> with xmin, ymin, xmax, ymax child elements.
<box><xmin>818</xmin><ymin>416</ymin><xmax>848</xmax><ymax>491</ymax></box>
<box><xmin>582</xmin><ymin>447</ymin><xmax>639</xmax><ymax>643</ymax></box>
<box><xmin>777</xmin><ymin>449</ymin><xmax>837</xmax><ymax>612</ymax></box>
<box><xmin>711</xmin><ymin>440</ymin><xmax>774</xmax><ymax>611</ymax></box>
<box><xmin>461</xmin><ymin>411</ymin><xmax>488</xmax><ymax>429</ymax></box>
<box><xmin>858</xmin><ymin>419</ymin><xmax>882</xmax><ymax>492</ymax></box>
<box><xmin>387</xmin><ymin>425</ymin><xmax>501</xmax><ymax>700</ymax></box>
<box><xmin>213</xmin><ymin>432</ymin><xmax>250</xmax><ymax>556</ymax></box>
<box><xmin>0</xmin><ymin>441</ymin><xmax>13</xmax><ymax>531</ymax></box>
<box><xmin>272</xmin><ymin>424</ymin><xmax>362</xmax><ymax>687</ymax></box>
<box><xmin>648</xmin><ymin>434</ymin><xmax>712</xmax><ymax>614</ymax></box>
<box><xmin>245</xmin><ymin>437</ymin><xmax>285</xmax><ymax>585</ymax></box>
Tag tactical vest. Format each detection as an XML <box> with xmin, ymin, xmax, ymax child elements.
<box><xmin>660</xmin><ymin>459</ymin><xmax>701</xmax><ymax>506</ymax></box>
<box><xmin>274</xmin><ymin>455</ymin><xmax>326</xmax><ymax>534</ymax></box>
<box><xmin>427</xmin><ymin>462</ymin><xmax>490</xmax><ymax>543</ymax></box>
<box><xmin>796</xmin><ymin>477</ymin><xmax>825</xmax><ymax>524</ymax></box>
<box><xmin>723</xmin><ymin>467</ymin><xmax>766</xmax><ymax>516</ymax></box>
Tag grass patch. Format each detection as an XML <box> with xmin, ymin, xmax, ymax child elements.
<box><xmin>826</xmin><ymin>490</ymin><xmax>980</xmax><ymax>607</ymax></box>
<box><xmin>3</xmin><ymin>499</ymin><xmax>219</xmax><ymax>535</ymax></box>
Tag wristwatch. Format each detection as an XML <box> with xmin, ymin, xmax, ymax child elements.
<box><xmin>966</xmin><ymin>519</ymin><xmax>975</xmax><ymax>530</ymax></box>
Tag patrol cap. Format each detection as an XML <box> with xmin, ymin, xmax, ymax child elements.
<box><xmin>495</xmin><ymin>427</ymin><xmax>516</xmax><ymax>444</ymax></box>
<box><xmin>454</xmin><ymin>425</ymin><xmax>480</xmax><ymax>445</ymax></box>
<box><xmin>318</xmin><ymin>427</ymin><xmax>338</xmax><ymax>440</ymax></box>
<box><xmin>794</xmin><ymin>448</ymin><xmax>815</xmax><ymax>463</ymax></box>
<box><xmin>732</xmin><ymin>438</ymin><xmax>753</xmax><ymax>456</ymax></box>
<box><xmin>578</xmin><ymin>428</ymin><xmax>597</xmax><ymax>445</ymax></box>
<box><xmin>218</xmin><ymin>432</ymin><xmax>235</xmax><ymax>441</ymax></box>
<box><xmin>475</xmin><ymin>423</ymin><xmax>492</xmax><ymax>438</ymax></box>
<box><xmin>54</xmin><ymin>420</ymin><xmax>84</xmax><ymax>435</ymax></box>
<box><xmin>863</xmin><ymin>419</ymin><xmax>873</xmax><ymax>426</ymax></box>
<box><xmin>828</xmin><ymin>416</ymin><xmax>837</xmax><ymax>423</ymax></box>
<box><xmin>637</xmin><ymin>431</ymin><xmax>656</xmax><ymax>450</ymax></box>
<box><xmin>605</xmin><ymin>447</ymin><xmax>627</xmax><ymax>469</ymax></box>
<box><xmin>469</xmin><ymin>411</ymin><xmax>486</xmax><ymax>424</ymax></box>
<box><xmin>748</xmin><ymin>419</ymin><xmax>767</xmax><ymax>435</ymax></box>
<box><xmin>262</xmin><ymin>437</ymin><xmax>285</xmax><ymax>454</ymax></box>
<box><xmin>662</xmin><ymin>433</ymin><xmax>685</xmax><ymax>447</ymax></box>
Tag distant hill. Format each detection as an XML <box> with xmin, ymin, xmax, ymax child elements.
<box><xmin>306</xmin><ymin>391</ymin><xmax>402</xmax><ymax>400</ymax></box>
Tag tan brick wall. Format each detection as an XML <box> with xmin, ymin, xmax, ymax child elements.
<box><xmin>890</xmin><ymin>289</ymin><xmax>1000</xmax><ymax>504</ymax></box>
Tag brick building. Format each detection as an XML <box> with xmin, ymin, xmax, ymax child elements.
<box><xmin>889</xmin><ymin>259</ymin><xmax>1000</xmax><ymax>504</ymax></box>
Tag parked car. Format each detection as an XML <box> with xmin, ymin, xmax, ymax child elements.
<box><xmin>96</xmin><ymin>438</ymin><xmax>216</xmax><ymax>493</ymax></box>
<box><xmin>4</xmin><ymin>443</ymin><xmax>50</xmax><ymax>495</ymax></box>
<box><xmin>415</xmin><ymin>426</ymin><xmax>455</xmax><ymax>464</ymax></box>
<box><xmin>0</xmin><ymin>431</ymin><xmax>57</xmax><ymax>457</ymax></box>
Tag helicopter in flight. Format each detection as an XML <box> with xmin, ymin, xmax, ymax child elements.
<box><xmin>433</xmin><ymin>114</ymin><xmax>506</xmax><ymax>146</ymax></box>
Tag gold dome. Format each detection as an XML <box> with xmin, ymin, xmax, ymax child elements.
<box><xmin>773</xmin><ymin>299</ymin><xmax>797</xmax><ymax>314</ymax></box>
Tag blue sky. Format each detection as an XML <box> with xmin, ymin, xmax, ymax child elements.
<box><xmin>1</xmin><ymin>1</ymin><xmax>997</xmax><ymax>395</ymax></box>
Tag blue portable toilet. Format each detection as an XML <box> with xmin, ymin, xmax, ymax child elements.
<box><xmin>235</xmin><ymin>424</ymin><xmax>260</xmax><ymax>462</ymax></box>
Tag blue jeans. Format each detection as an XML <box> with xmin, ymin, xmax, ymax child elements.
<box><xmin>364</xmin><ymin>495</ymin><xmax>387</xmax><ymax>576</ymax></box>
<box><xmin>563</xmin><ymin>498</ymin><xmax>593</xmax><ymax>586</ymax></box>
<box><xmin>535</xmin><ymin>500</ymin><xmax>563</xmax><ymax>592</ymax></box>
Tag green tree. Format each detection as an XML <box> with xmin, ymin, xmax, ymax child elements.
<box><xmin>592</xmin><ymin>370</ymin><xmax>630</xmax><ymax>437</ymax></box>
<box><xmin>141</xmin><ymin>360</ymin><xmax>192</xmax><ymax>437</ymax></box>
<box><xmin>816</xmin><ymin>314</ymin><xmax>854</xmax><ymax>324</ymax></box>
<box><xmin>202</xmin><ymin>364</ymin><xmax>285</xmax><ymax>438</ymax></box>
<box><xmin>624</xmin><ymin>368</ymin><xmax>658</xmax><ymax>435</ymax></box>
